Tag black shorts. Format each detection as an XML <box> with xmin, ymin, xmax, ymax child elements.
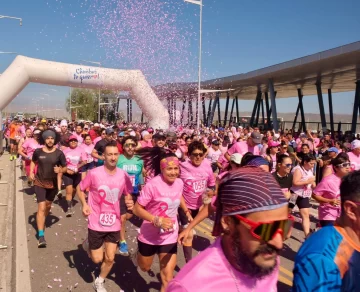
<box><xmin>10</xmin><ymin>139</ymin><xmax>18</xmax><ymax>145</ymax></box>
<box><xmin>138</xmin><ymin>239</ymin><xmax>177</xmax><ymax>257</ymax></box>
<box><xmin>79</xmin><ymin>162</ymin><xmax>95</xmax><ymax>172</ymax></box>
<box><xmin>34</xmin><ymin>186</ymin><xmax>57</xmax><ymax>203</ymax></box>
<box><xmin>178</xmin><ymin>208</ymin><xmax>199</xmax><ymax>226</ymax></box>
<box><xmin>88</xmin><ymin>228</ymin><xmax>120</xmax><ymax>250</ymax></box>
<box><xmin>120</xmin><ymin>193</ymin><xmax>138</xmax><ymax>215</ymax></box>
<box><xmin>211</xmin><ymin>163</ymin><xmax>218</xmax><ymax>172</ymax></box>
<box><xmin>288</xmin><ymin>195</ymin><xmax>310</xmax><ymax>209</ymax></box>
<box><xmin>63</xmin><ymin>173</ymin><xmax>82</xmax><ymax>188</ymax></box>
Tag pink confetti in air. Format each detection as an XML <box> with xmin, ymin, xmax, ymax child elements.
<box><xmin>47</xmin><ymin>285</ymin><xmax>52</xmax><ymax>288</ymax></box>
<box><xmin>31</xmin><ymin>269</ymin><xmax>34</xmax><ymax>273</ymax></box>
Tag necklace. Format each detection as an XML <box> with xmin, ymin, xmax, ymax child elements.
<box><xmin>229</xmin><ymin>267</ymin><xmax>241</xmax><ymax>292</ymax></box>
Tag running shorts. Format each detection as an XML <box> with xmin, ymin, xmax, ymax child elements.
<box><xmin>178</xmin><ymin>208</ymin><xmax>199</xmax><ymax>226</ymax></box>
<box><xmin>79</xmin><ymin>162</ymin><xmax>95</xmax><ymax>172</ymax></box>
<box><xmin>10</xmin><ymin>139</ymin><xmax>18</xmax><ymax>145</ymax></box>
<box><xmin>120</xmin><ymin>193</ymin><xmax>138</xmax><ymax>215</ymax></box>
<box><xmin>138</xmin><ymin>239</ymin><xmax>177</xmax><ymax>257</ymax></box>
<box><xmin>34</xmin><ymin>186</ymin><xmax>57</xmax><ymax>203</ymax></box>
<box><xmin>88</xmin><ymin>228</ymin><xmax>120</xmax><ymax>250</ymax></box>
<box><xmin>63</xmin><ymin>173</ymin><xmax>82</xmax><ymax>188</ymax></box>
<box><xmin>288</xmin><ymin>194</ymin><xmax>310</xmax><ymax>209</ymax></box>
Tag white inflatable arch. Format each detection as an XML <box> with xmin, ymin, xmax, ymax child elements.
<box><xmin>0</xmin><ymin>55</ymin><xmax>169</xmax><ymax>129</ymax></box>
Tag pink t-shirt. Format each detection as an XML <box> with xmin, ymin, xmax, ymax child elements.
<box><xmin>227</xmin><ymin>141</ymin><xmax>259</xmax><ymax>156</ymax></box>
<box><xmin>218</xmin><ymin>154</ymin><xmax>229</xmax><ymax>172</ymax></box>
<box><xmin>137</xmin><ymin>175</ymin><xmax>184</xmax><ymax>245</ymax></box>
<box><xmin>206</xmin><ymin>147</ymin><xmax>222</xmax><ymax>163</ymax></box>
<box><xmin>139</xmin><ymin>140</ymin><xmax>153</xmax><ymax>148</ymax></box>
<box><xmin>348</xmin><ymin>151</ymin><xmax>360</xmax><ymax>171</ymax></box>
<box><xmin>167</xmin><ymin>237</ymin><xmax>278</xmax><ymax>292</ymax></box>
<box><xmin>179</xmin><ymin>160</ymin><xmax>215</xmax><ymax>210</ymax></box>
<box><xmin>80</xmin><ymin>143</ymin><xmax>95</xmax><ymax>163</ymax></box>
<box><xmin>313</xmin><ymin>173</ymin><xmax>341</xmax><ymax>221</ymax></box>
<box><xmin>79</xmin><ymin>166</ymin><xmax>133</xmax><ymax>232</ymax></box>
<box><xmin>63</xmin><ymin>146</ymin><xmax>87</xmax><ymax>171</ymax></box>
<box><xmin>22</xmin><ymin>138</ymin><xmax>42</xmax><ymax>158</ymax></box>
<box><xmin>72</xmin><ymin>132</ymin><xmax>84</xmax><ymax>144</ymax></box>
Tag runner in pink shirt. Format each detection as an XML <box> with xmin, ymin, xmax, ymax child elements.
<box><xmin>79</xmin><ymin>134</ymin><xmax>95</xmax><ymax>180</ymax></box>
<box><xmin>312</xmin><ymin>155</ymin><xmax>350</xmax><ymax>227</ymax></box>
<box><xmin>62</xmin><ymin>135</ymin><xmax>87</xmax><ymax>217</ymax></box>
<box><xmin>348</xmin><ymin>140</ymin><xmax>360</xmax><ymax>171</ymax></box>
<box><xmin>179</xmin><ymin>141</ymin><xmax>215</xmax><ymax>263</ymax></box>
<box><xmin>133</xmin><ymin>152</ymin><xmax>191</xmax><ymax>292</ymax></box>
<box><xmin>77</xmin><ymin>140</ymin><xmax>133</xmax><ymax>292</ymax></box>
<box><xmin>225</xmin><ymin>131</ymin><xmax>261</xmax><ymax>161</ymax></box>
<box><xmin>168</xmin><ymin>168</ymin><xmax>291</xmax><ymax>292</ymax></box>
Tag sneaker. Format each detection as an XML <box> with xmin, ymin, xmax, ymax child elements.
<box><xmin>57</xmin><ymin>190</ymin><xmax>63</xmax><ymax>200</ymax></box>
<box><xmin>33</xmin><ymin>194</ymin><xmax>37</xmax><ymax>203</ymax></box>
<box><xmin>93</xmin><ymin>277</ymin><xmax>107</xmax><ymax>292</ymax></box>
<box><xmin>66</xmin><ymin>207</ymin><xmax>74</xmax><ymax>217</ymax></box>
<box><xmin>9</xmin><ymin>156</ymin><xmax>13</xmax><ymax>161</ymax></box>
<box><xmin>38</xmin><ymin>236</ymin><xmax>47</xmax><ymax>248</ymax></box>
<box><xmin>118</xmin><ymin>241</ymin><xmax>129</xmax><ymax>256</ymax></box>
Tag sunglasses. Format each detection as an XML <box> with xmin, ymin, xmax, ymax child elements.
<box><xmin>336</xmin><ymin>162</ymin><xmax>350</xmax><ymax>168</ymax></box>
<box><xmin>234</xmin><ymin>214</ymin><xmax>294</xmax><ymax>242</ymax></box>
<box><xmin>124</xmin><ymin>143</ymin><xmax>136</xmax><ymax>148</ymax></box>
<box><xmin>191</xmin><ymin>152</ymin><xmax>204</xmax><ymax>157</ymax></box>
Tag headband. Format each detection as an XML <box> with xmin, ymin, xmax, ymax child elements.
<box><xmin>160</xmin><ymin>156</ymin><xmax>179</xmax><ymax>170</ymax></box>
<box><xmin>42</xmin><ymin>130</ymin><xmax>56</xmax><ymax>140</ymax></box>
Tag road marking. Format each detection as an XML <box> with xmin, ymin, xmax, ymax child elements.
<box><xmin>279</xmin><ymin>266</ymin><xmax>293</xmax><ymax>278</ymax></box>
<box><xmin>278</xmin><ymin>275</ymin><xmax>293</xmax><ymax>286</ymax></box>
<box><xmin>195</xmin><ymin>224</ymin><xmax>214</xmax><ymax>239</ymax></box>
<box><xmin>199</xmin><ymin>221</ymin><xmax>213</xmax><ymax>232</ymax></box>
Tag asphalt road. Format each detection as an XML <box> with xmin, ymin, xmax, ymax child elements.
<box><xmin>17</xmin><ymin>169</ymin><xmax>320</xmax><ymax>292</ymax></box>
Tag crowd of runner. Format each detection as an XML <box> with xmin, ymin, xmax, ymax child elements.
<box><xmin>3</xmin><ymin>117</ymin><xmax>360</xmax><ymax>291</ymax></box>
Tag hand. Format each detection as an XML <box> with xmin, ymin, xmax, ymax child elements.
<box><xmin>307</xmin><ymin>176</ymin><xmax>315</xmax><ymax>184</ymax></box>
<box><xmin>54</xmin><ymin>166</ymin><xmax>62</xmax><ymax>174</ymax></box>
<box><xmin>124</xmin><ymin>195</ymin><xmax>134</xmax><ymax>210</ymax></box>
<box><xmin>67</xmin><ymin>169</ymin><xmax>74</xmax><ymax>175</ymax></box>
<box><xmin>178</xmin><ymin>228</ymin><xmax>191</xmax><ymax>244</ymax></box>
<box><xmin>82</xmin><ymin>204</ymin><xmax>91</xmax><ymax>217</ymax></box>
<box><xmin>186</xmin><ymin>212</ymin><xmax>193</xmax><ymax>222</ymax></box>
<box><xmin>206</xmin><ymin>189</ymin><xmax>215</xmax><ymax>198</ymax></box>
<box><xmin>100</xmin><ymin>155</ymin><xmax>105</xmax><ymax>161</ymax></box>
<box><xmin>160</xmin><ymin>217</ymin><xmax>173</xmax><ymax>231</ymax></box>
<box><xmin>330</xmin><ymin>199</ymin><xmax>340</xmax><ymax>206</ymax></box>
<box><xmin>29</xmin><ymin>172</ymin><xmax>35</xmax><ymax>181</ymax></box>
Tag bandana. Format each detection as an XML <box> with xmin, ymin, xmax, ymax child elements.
<box><xmin>42</xmin><ymin>130</ymin><xmax>56</xmax><ymax>140</ymax></box>
<box><xmin>160</xmin><ymin>156</ymin><xmax>179</xmax><ymax>169</ymax></box>
<box><xmin>245</xmin><ymin>156</ymin><xmax>269</xmax><ymax>167</ymax></box>
<box><xmin>213</xmin><ymin>167</ymin><xmax>288</xmax><ymax>236</ymax></box>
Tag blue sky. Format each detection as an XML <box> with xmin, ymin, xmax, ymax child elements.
<box><xmin>1</xmin><ymin>0</ymin><xmax>360</xmax><ymax>118</ymax></box>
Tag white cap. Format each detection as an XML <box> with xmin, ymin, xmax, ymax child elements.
<box><xmin>94</xmin><ymin>123</ymin><xmax>100</xmax><ymax>127</ymax></box>
<box><xmin>351</xmin><ymin>139</ymin><xmax>360</xmax><ymax>150</ymax></box>
<box><xmin>130</xmin><ymin>130</ymin><xmax>136</xmax><ymax>137</ymax></box>
<box><xmin>60</xmin><ymin>119</ymin><xmax>68</xmax><ymax>127</ymax></box>
<box><xmin>230</xmin><ymin>153</ymin><xmax>243</xmax><ymax>164</ymax></box>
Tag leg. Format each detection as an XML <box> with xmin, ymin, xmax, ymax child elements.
<box><xmin>44</xmin><ymin>200</ymin><xmax>52</xmax><ymax>217</ymax></box>
<box><xmin>36</xmin><ymin>201</ymin><xmax>47</xmax><ymax>233</ymax></box>
<box><xmin>158</xmin><ymin>252</ymin><xmax>177</xmax><ymax>292</ymax></box>
<box><xmin>57</xmin><ymin>172</ymin><xmax>63</xmax><ymax>192</ymax></box>
<box><xmin>299</xmin><ymin>208</ymin><xmax>310</xmax><ymax>237</ymax></box>
<box><xmin>137</xmin><ymin>240</ymin><xmax>156</xmax><ymax>272</ymax></box>
<box><xmin>120</xmin><ymin>214</ymin><xmax>127</xmax><ymax>242</ymax></box>
<box><xmin>99</xmin><ymin>242</ymin><xmax>117</xmax><ymax>279</ymax></box>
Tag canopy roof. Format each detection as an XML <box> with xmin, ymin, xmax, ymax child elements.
<box><xmin>155</xmin><ymin>41</ymin><xmax>360</xmax><ymax>100</ymax></box>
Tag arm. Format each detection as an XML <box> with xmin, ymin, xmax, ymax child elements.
<box><xmin>91</xmin><ymin>148</ymin><xmax>104</xmax><ymax>160</ymax></box>
<box><xmin>322</xmin><ymin>166</ymin><xmax>333</xmax><ymax>178</ymax></box>
<box><xmin>29</xmin><ymin>161</ymin><xmax>36</xmax><ymax>181</ymax></box>
<box><xmin>133</xmin><ymin>202</ymin><xmax>173</xmax><ymax>230</ymax></box>
<box><xmin>76</xmin><ymin>185</ymin><xmax>91</xmax><ymax>216</ymax></box>
<box><xmin>224</xmin><ymin>151</ymin><xmax>231</xmax><ymax>161</ymax></box>
<box><xmin>17</xmin><ymin>142</ymin><xmax>29</xmax><ymax>159</ymax></box>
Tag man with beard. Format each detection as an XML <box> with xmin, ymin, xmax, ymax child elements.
<box><xmin>168</xmin><ymin>167</ymin><xmax>291</xmax><ymax>291</ymax></box>
<box><xmin>116</xmin><ymin>136</ymin><xmax>144</xmax><ymax>256</ymax></box>
<box><xmin>30</xmin><ymin>129</ymin><xmax>67</xmax><ymax>247</ymax></box>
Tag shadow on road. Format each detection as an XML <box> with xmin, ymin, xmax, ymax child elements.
<box><xmin>28</xmin><ymin>212</ymin><xmax>60</xmax><ymax>236</ymax></box>
<box><xmin>192</xmin><ymin>235</ymin><xmax>211</xmax><ymax>252</ymax></box>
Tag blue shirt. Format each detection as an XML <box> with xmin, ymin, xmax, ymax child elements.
<box><xmin>292</xmin><ymin>225</ymin><xmax>360</xmax><ymax>292</ymax></box>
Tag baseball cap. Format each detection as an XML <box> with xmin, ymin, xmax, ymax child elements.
<box><xmin>141</xmin><ymin>130</ymin><xmax>150</xmax><ymax>139</ymax></box>
<box><xmin>105</xmin><ymin>128</ymin><xmax>114</xmax><ymax>135</ymax></box>
<box><xmin>94</xmin><ymin>123</ymin><xmax>100</xmax><ymax>127</ymax></box>
<box><xmin>299</xmin><ymin>133</ymin><xmax>307</xmax><ymax>138</ymax></box>
<box><xmin>68</xmin><ymin>135</ymin><xmax>78</xmax><ymax>142</ymax></box>
<box><xmin>33</xmin><ymin>129</ymin><xmax>41</xmax><ymax>135</ymax></box>
<box><xmin>166</xmin><ymin>131</ymin><xmax>177</xmax><ymax>139</ymax></box>
<box><xmin>211</xmin><ymin>139</ymin><xmax>220</xmax><ymax>145</ymax></box>
<box><xmin>118</xmin><ymin>131</ymin><xmax>125</xmax><ymax>137</ymax></box>
<box><xmin>250</xmin><ymin>132</ymin><xmax>262</xmax><ymax>144</ymax></box>
<box><xmin>351</xmin><ymin>139</ymin><xmax>360</xmax><ymax>150</ymax></box>
<box><xmin>153</xmin><ymin>132</ymin><xmax>166</xmax><ymax>139</ymax></box>
<box><xmin>60</xmin><ymin>119</ymin><xmax>68</xmax><ymax>127</ymax></box>
<box><xmin>230</xmin><ymin>153</ymin><xmax>243</xmax><ymax>164</ymax></box>
<box><xmin>328</xmin><ymin>147</ymin><xmax>339</xmax><ymax>153</ymax></box>
<box><xmin>268</xmin><ymin>140</ymin><xmax>281</xmax><ymax>147</ymax></box>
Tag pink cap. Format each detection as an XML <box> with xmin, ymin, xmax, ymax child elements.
<box><xmin>268</xmin><ymin>141</ymin><xmax>281</xmax><ymax>147</ymax></box>
<box><xmin>68</xmin><ymin>135</ymin><xmax>78</xmax><ymax>142</ymax></box>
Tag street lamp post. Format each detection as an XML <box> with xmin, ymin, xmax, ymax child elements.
<box><xmin>80</xmin><ymin>60</ymin><xmax>101</xmax><ymax>122</ymax></box>
<box><xmin>184</xmin><ymin>0</ymin><xmax>203</xmax><ymax>129</ymax></box>
<box><xmin>0</xmin><ymin>15</ymin><xmax>22</xmax><ymax>26</ymax></box>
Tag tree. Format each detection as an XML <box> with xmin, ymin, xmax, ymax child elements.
<box><xmin>65</xmin><ymin>89</ymin><xmax>98</xmax><ymax>121</ymax></box>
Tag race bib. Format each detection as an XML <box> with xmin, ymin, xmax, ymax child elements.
<box><xmin>192</xmin><ymin>180</ymin><xmax>206</xmax><ymax>193</ymax></box>
<box><xmin>129</xmin><ymin>175</ymin><xmax>136</xmax><ymax>186</ymax></box>
<box><xmin>302</xmin><ymin>186</ymin><xmax>312</xmax><ymax>198</ymax></box>
<box><xmin>99</xmin><ymin>213</ymin><xmax>116</xmax><ymax>226</ymax></box>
